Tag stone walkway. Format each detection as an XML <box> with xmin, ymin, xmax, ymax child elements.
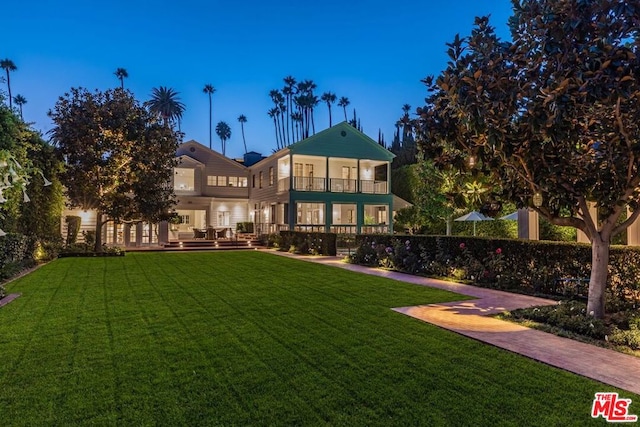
<box><xmin>269</xmin><ymin>251</ymin><xmax>640</xmax><ymax>396</ymax></box>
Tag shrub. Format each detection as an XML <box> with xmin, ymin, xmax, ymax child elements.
<box><xmin>279</xmin><ymin>231</ymin><xmax>337</xmax><ymax>256</ymax></box>
<box><xmin>609</xmin><ymin>325</ymin><xmax>640</xmax><ymax>350</ymax></box>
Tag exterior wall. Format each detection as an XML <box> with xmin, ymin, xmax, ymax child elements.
<box><xmin>61</xmin><ymin>209</ymin><xmax>98</xmax><ymax>243</ymax></box>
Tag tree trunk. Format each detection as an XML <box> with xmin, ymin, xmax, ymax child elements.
<box><xmin>446</xmin><ymin>215</ymin><xmax>453</xmax><ymax>236</ymax></box>
<box><xmin>587</xmin><ymin>235</ymin><xmax>609</xmax><ymax>319</ymax></box>
<box><xmin>94</xmin><ymin>213</ymin><xmax>104</xmax><ymax>253</ymax></box>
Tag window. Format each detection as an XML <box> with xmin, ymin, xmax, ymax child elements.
<box><xmin>296</xmin><ymin>203</ymin><xmax>325</xmax><ymax>225</ymax></box>
<box><xmin>269</xmin><ymin>167</ymin><xmax>274</xmax><ymax>186</ymax></box>
<box><xmin>207</xmin><ymin>176</ymin><xmax>216</xmax><ymax>186</ymax></box>
<box><xmin>252</xmin><ymin>174</ymin><xmax>256</xmax><ymax>188</ymax></box>
<box><xmin>294</xmin><ymin>162</ymin><xmax>303</xmax><ymax>177</ymax></box>
<box><xmin>229</xmin><ymin>176</ymin><xmax>238</xmax><ymax>187</ymax></box>
<box><xmin>174</xmin><ymin>168</ymin><xmax>195</xmax><ymax>191</ymax></box>
<box><xmin>332</xmin><ymin>203</ymin><xmax>356</xmax><ymax>224</ymax></box>
<box><xmin>217</xmin><ymin>211</ymin><xmax>230</xmax><ymax>226</ymax></box>
<box><xmin>364</xmin><ymin>204</ymin><xmax>388</xmax><ymax>224</ymax></box>
<box><xmin>239</xmin><ymin>177</ymin><xmax>248</xmax><ymax>187</ymax></box>
<box><xmin>259</xmin><ymin>171</ymin><xmax>263</xmax><ymax>189</ymax></box>
<box><xmin>217</xmin><ymin>176</ymin><xmax>227</xmax><ymax>187</ymax></box>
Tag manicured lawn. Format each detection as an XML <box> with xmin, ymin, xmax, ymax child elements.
<box><xmin>0</xmin><ymin>251</ymin><xmax>635</xmax><ymax>426</ymax></box>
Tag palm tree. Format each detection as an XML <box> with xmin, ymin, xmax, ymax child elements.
<box><xmin>321</xmin><ymin>92</ymin><xmax>337</xmax><ymax>127</ymax></box>
<box><xmin>338</xmin><ymin>96</ymin><xmax>350</xmax><ymax>122</ymax></box>
<box><xmin>237</xmin><ymin>114</ymin><xmax>248</xmax><ymax>154</ymax></box>
<box><xmin>145</xmin><ymin>86</ymin><xmax>186</xmax><ymax>127</ymax></box>
<box><xmin>203</xmin><ymin>84</ymin><xmax>216</xmax><ymax>149</ymax></box>
<box><xmin>215</xmin><ymin>121</ymin><xmax>231</xmax><ymax>156</ymax></box>
<box><xmin>13</xmin><ymin>94</ymin><xmax>26</xmax><ymax>120</ymax></box>
<box><xmin>268</xmin><ymin>107</ymin><xmax>280</xmax><ymax>149</ymax></box>
<box><xmin>283</xmin><ymin>76</ymin><xmax>296</xmax><ymax>145</ymax></box>
<box><xmin>1</xmin><ymin>59</ymin><xmax>17</xmax><ymax>109</ymax></box>
<box><xmin>114</xmin><ymin>68</ymin><xmax>128</xmax><ymax>89</ymax></box>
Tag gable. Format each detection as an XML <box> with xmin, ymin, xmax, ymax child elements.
<box><xmin>177</xmin><ymin>140</ymin><xmax>248</xmax><ymax>172</ymax></box>
<box><xmin>288</xmin><ymin>122</ymin><xmax>395</xmax><ymax>161</ymax></box>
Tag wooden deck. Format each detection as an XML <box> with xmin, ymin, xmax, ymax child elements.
<box><xmin>126</xmin><ymin>237</ymin><xmax>264</xmax><ymax>252</ymax></box>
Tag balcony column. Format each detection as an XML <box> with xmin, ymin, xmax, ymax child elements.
<box><xmin>325</xmin><ymin>156</ymin><xmax>329</xmax><ymax>193</ymax></box>
<box><xmin>357</xmin><ymin>160</ymin><xmax>361</xmax><ymax>193</ymax></box>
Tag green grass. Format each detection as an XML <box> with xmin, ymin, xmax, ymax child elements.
<box><xmin>0</xmin><ymin>251</ymin><xmax>635</xmax><ymax>426</ymax></box>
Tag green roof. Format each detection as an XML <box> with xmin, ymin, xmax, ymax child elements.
<box><xmin>288</xmin><ymin>122</ymin><xmax>395</xmax><ymax>161</ymax></box>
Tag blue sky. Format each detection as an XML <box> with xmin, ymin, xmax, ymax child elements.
<box><xmin>4</xmin><ymin>0</ymin><xmax>513</xmax><ymax>158</ymax></box>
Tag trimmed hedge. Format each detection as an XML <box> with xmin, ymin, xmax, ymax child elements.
<box><xmin>350</xmin><ymin>234</ymin><xmax>640</xmax><ymax>304</ymax></box>
<box><xmin>279</xmin><ymin>231</ymin><xmax>337</xmax><ymax>256</ymax></box>
<box><xmin>0</xmin><ymin>233</ymin><xmax>36</xmax><ymax>281</ymax></box>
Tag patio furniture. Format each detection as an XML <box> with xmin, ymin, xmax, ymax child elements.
<box><xmin>192</xmin><ymin>228</ymin><xmax>206</xmax><ymax>239</ymax></box>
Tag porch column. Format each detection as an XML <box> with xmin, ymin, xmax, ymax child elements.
<box><xmin>627</xmin><ymin>207</ymin><xmax>640</xmax><ymax>246</ymax></box>
<box><xmin>577</xmin><ymin>202</ymin><xmax>597</xmax><ymax>243</ymax></box>
<box><xmin>135</xmin><ymin>223</ymin><xmax>143</xmax><ymax>247</ymax></box>
<box><xmin>158</xmin><ymin>221</ymin><xmax>169</xmax><ymax>245</ymax></box>
<box><xmin>517</xmin><ymin>209</ymin><xmax>539</xmax><ymax>240</ymax></box>
<box><xmin>123</xmin><ymin>224</ymin><xmax>131</xmax><ymax>247</ymax></box>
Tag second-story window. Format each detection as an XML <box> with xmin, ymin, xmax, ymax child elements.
<box><xmin>217</xmin><ymin>176</ymin><xmax>227</xmax><ymax>186</ymax></box>
<box><xmin>269</xmin><ymin>167</ymin><xmax>274</xmax><ymax>186</ymax></box>
<box><xmin>174</xmin><ymin>168</ymin><xmax>195</xmax><ymax>191</ymax></box>
<box><xmin>252</xmin><ymin>174</ymin><xmax>256</xmax><ymax>188</ymax></box>
<box><xmin>259</xmin><ymin>171</ymin><xmax>263</xmax><ymax>189</ymax></box>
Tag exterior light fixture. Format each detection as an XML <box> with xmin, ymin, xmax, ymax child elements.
<box><xmin>533</xmin><ymin>192</ymin><xmax>543</xmax><ymax>208</ymax></box>
<box><xmin>468</xmin><ymin>155</ymin><xmax>476</xmax><ymax>167</ymax></box>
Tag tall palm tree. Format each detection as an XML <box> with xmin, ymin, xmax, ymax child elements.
<box><xmin>321</xmin><ymin>92</ymin><xmax>337</xmax><ymax>127</ymax></box>
<box><xmin>145</xmin><ymin>86</ymin><xmax>186</xmax><ymax>127</ymax></box>
<box><xmin>338</xmin><ymin>96</ymin><xmax>350</xmax><ymax>122</ymax></box>
<box><xmin>268</xmin><ymin>107</ymin><xmax>281</xmax><ymax>149</ymax></box>
<box><xmin>203</xmin><ymin>84</ymin><xmax>216</xmax><ymax>149</ymax></box>
<box><xmin>1</xmin><ymin>59</ymin><xmax>17</xmax><ymax>109</ymax></box>
<box><xmin>237</xmin><ymin>114</ymin><xmax>248</xmax><ymax>154</ymax></box>
<box><xmin>283</xmin><ymin>76</ymin><xmax>297</xmax><ymax>146</ymax></box>
<box><xmin>13</xmin><ymin>94</ymin><xmax>26</xmax><ymax>120</ymax></box>
<box><xmin>114</xmin><ymin>68</ymin><xmax>128</xmax><ymax>89</ymax></box>
<box><xmin>215</xmin><ymin>121</ymin><xmax>231</xmax><ymax>156</ymax></box>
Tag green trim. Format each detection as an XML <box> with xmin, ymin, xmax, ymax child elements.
<box><xmin>288</xmin><ymin>122</ymin><xmax>395</xmax><ymax>161</ymax></box>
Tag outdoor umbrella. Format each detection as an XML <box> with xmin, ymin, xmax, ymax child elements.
<box><xmin>454</xmin><ymin>211</ymin><xmax>493</xmax><ymax>236</ymax></box>
<box><xmin>499</xmin><ymin>211</ymin><xmax>518</xmax><ymax>221</ymax></box>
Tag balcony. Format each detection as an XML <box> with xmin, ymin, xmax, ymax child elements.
<box><xmin>329</xmin><ymin>178</ymin><xmax>357</xmax><ymax>193</ymax></box>
<box><xmin>360</xmin><ymin>180</ymin><xmax>388</xmax><ymax>194</ymax></box>
<box><xmin>292</xmin><ymin>176</ymin><xmax>326</xmax><ymax>192</ymax></box>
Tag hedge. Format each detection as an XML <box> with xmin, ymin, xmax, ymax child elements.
<box><xmin>278</xmin><ymin>231</ymin><xmax>337</xmax><ymax>256</ymax></box>
<box><xmin>350</xmin><ymin>234</ymin><xmax>640</xmax><ymax>304</ymax></box>
<box><xmin>0</xmin><ymin>233</ymin><xmax>36</xmax><ymax>281</ymax></box>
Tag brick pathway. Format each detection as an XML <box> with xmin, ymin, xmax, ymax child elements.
<box><xmin>269</xmin><ymin>251</ymin><xmax>640</xmax><ymax>396</ymax></box>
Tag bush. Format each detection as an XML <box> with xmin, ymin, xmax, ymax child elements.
<box><xmin>279</xmin><ymin>231</ymin><xmax>337</xmax><ymax>256</ymax></box>
<box><xmin>236</xmin><ymin>222</ymin><xmax>254</xmax><ymax>234</ymax></box>
<box><xmin>349</xmin><ymin>234</ymin><xmax>640</xmax><ymax>305</ymax></box>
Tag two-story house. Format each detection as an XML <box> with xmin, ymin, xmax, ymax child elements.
<box><xmin>62</xmin><ymin>122</ymin><xmax>403</xmax><ymax>247</ymax></box>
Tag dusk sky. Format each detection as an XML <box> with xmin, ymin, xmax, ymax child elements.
<box><xmin>5</xmin><ymin>0</ymin><xmax>513</xmax><ymax>158</ymax></box>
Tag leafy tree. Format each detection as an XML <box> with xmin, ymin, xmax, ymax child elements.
<box><xmin>321</xmin><ymin>91</ymin><xmax>336</xmax><ymax>127</ymax></box>
<box><xmin>0</xmin><ymin>59</ymin><xmax>17</xmax><ymax>109</ymax></box>
<box><xmin>114</xmin><ymin>68</ymin><xmax>128</xmax><ymax>89</ymax></box>
<box><xmin>414</xmin><ymin>0</ymin><xmax>640</xmax><ymax>318</ymax></box>
<box><xmin>145</xmin><ymin>86</ymin><xmax>185</xmax><ymax>129</ymax></box>
<box><xmin>13</xmin><ymin>94</ymin><xmax>26</xmax><ymax>120</ymax></box>
<box><xmin>49</xmin><ymin>88</ymin><xmax>180</xmax><ymax>252</ymax></box>
<box><xmin>203</xmin><ymin>84</ymin><xmax>216</xmax><ymax>149</ymax></box>
<box><xmin>237</xmin><ymin>114</ymin><xmax>248</xmax><ymax>154</ymax></box>
<box><xmin>215</xmin><ymin>121</ymin><xmax>231</xmax><ymax>156</ymax></box>
<box><xmin>0</xmin><ymin>98</ymin><xmax>62</xmax><ymax>240</ymax></box>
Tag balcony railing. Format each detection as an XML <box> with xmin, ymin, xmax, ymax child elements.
<box><xmin>292</xmin><ymin>176</ymin><xmax>326</xmax><ymax>192</ymax></box>
<box><xmin>284</xmin><ymin>176</ymin><xmax>388</xmax><ymax>194</ymax></box>
<box><xmin>360</xmin><ymin>180</ymin><xmax>388</xmax><ymax>194</ymax></box>
<box><xmin>329</xmin><ymin>178</ymin><xmax>357</xmax><ymax>193</ymax></box>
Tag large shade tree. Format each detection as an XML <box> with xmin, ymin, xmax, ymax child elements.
<box><xmin>49</xmin><ymin>88</ymin><xmax>180</xmax><ymax>252</ymax></box>
<box><xmin>414</xmin><ymin>0</ymin><xmax>640</xmax><ymax>318</ymax></box>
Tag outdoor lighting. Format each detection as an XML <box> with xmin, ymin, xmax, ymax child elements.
<box><xmin>468</xmin><ymin>155</ymin><xmax>476</xmax><ymax>167</ymax></box>
<box><xmin>533</xmin><ymin>192</ymin><xmax>543</xmax><ymax>208</ymax></box>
